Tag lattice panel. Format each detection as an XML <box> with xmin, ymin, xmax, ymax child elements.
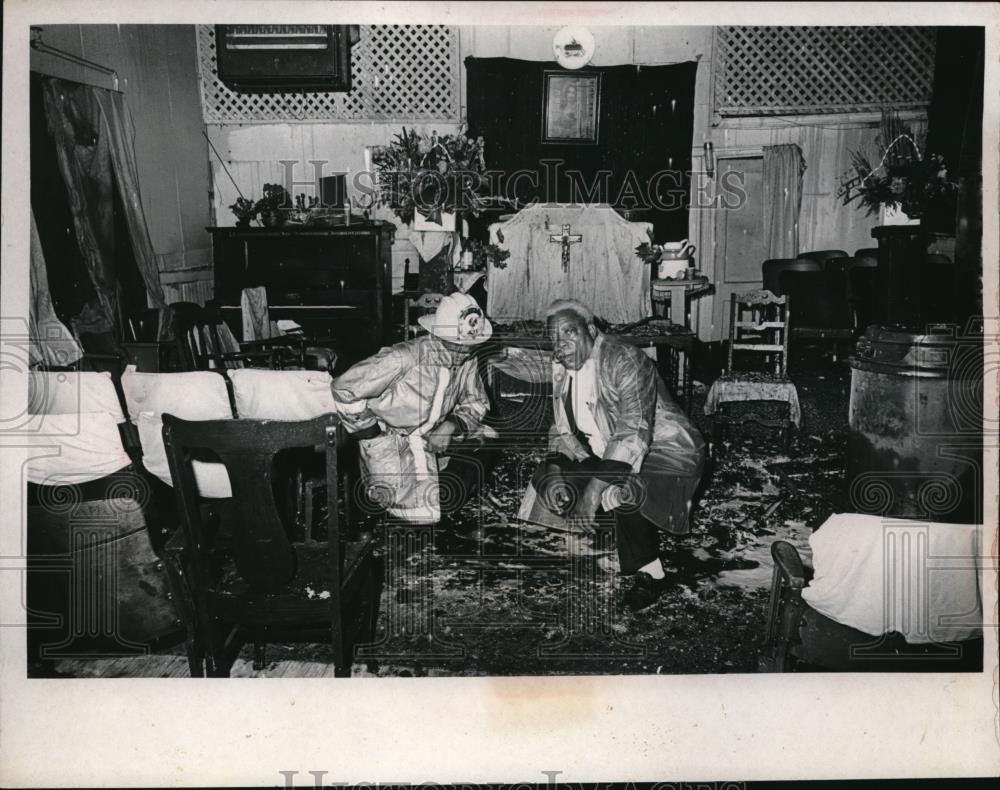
<box><xmin>714</xmin><ymin>27</ymin><xmax>936</xmax><ymax>117</ymax></box>
<box><xmin>197</xmin><ymin>25</ymin><xmax>460</xmax><ymax>122</ymax></box>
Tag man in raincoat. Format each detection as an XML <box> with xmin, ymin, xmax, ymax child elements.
<box><xmin>331</xmin><ymin>293</ymin><xmax>493</xmax><ymax>524</ymax></box>
<box><xmin>518</xmin><ymin>298</ymin><xmax>707</xmax><ymax>611</ymax></box>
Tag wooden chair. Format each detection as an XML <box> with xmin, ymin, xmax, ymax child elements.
<box><xmin>761</xmin><ymin>258</ymin><xmax>820</xmax><ymax>296</ymax></box>
<box><xmin>759</xmin><ymin>540</ymin><xmax>983</xmax><ymax>673</ymax></box>
<box><xmin>779</xmin><ymin>270</ymin><xmax>854</xmax><ymax>360</ymax></box>
<box><xmin>165</xmin><ymin>302</ymin><xmax>295</xmax><ymax>372</ymax></box>
<box><xmin>399</xmin><ymin>257</ymin><xmax>449</xmax><ymax>339</ymax></box>
<box><xmin>853</xmin><ymin>248</ymin><xmax>880</xmax><ymax>268</ymax></box>
<box><xmin>239</xmin><ymin>287</ymin><xmax>338</xmax><ymax>374</ymax></box>
<box><xmin>161</xmin><ymin>413</ymin><xmax>382</xmax><ymax>677</ymax></box>
<box><xmin>704</xmin><ymin>290</ymin><xmax>799</xmax><ymax>450</ymax></box>
<box><xmin>404</xmin><ymin>292</ymin><xmax>445</xmax><ymax>338</ymax></box>
<box><xmin>796</xmin><ymin>249</ymin><xmax>848</xmax><ymax>266</ymax></box>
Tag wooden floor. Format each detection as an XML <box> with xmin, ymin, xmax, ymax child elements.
<box><xmin>50</xmin><ymin>655</ymin><xmax>346</xmax><ymax>678</ymax></box>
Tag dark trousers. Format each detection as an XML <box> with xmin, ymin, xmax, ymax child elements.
<box><xmin>439</xmin><ymin>442</ymin><xmax>497</xmax><ymax>515</ymax></box>
<box><xmin>531</xmin><ymin>456</ymin><xmax>660</xmax><ymax>574</ymax></box>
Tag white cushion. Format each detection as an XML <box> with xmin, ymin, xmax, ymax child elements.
<box><xmin>28</xmin><ymin>371</ymin><xmax>125</xmax><ymax>423</ymax></box>
<box><xmin>137</xmin><ymin>412</ymin><xmax>232</xmax><ymax>499</ymax></box>
<box><xmin>121</xmin><ymin>368</ymin><xmax>233</xmax><ymax>421</ymax></box>
<box><xmin>25</xmin><ymin>412</ymin><xmax>131</xmax><ymax>485</ymax></box>
<box><xmin>228</xmin><ymin>368</ymin><xmax>337</xmax><ymax>420</ymax></box>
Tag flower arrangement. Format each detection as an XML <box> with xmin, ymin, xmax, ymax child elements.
<box><xmin>465</xmin><ymin>239</ymin><xmax>511</xmax><ymax>270</ymax></box>
<box><xmin>837</xmin><ymin>114</ymin><xmax>957</xmax><ymax>219</ymax></box>
<box><xmin>229</xmin><ymin>196</ymin><xmax>257</xmax><ymax>226</ymax></box>
<box><xmin>370</xmin><ymin>127</ymin><xmax>498</xmax><ymax>225</ymax></box>
<box><xmin>255</xmin><ymin>183</ymin><xmax>291</xmax><ymax>214</ymax></box>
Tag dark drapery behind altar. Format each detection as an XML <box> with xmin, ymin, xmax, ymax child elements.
<box><xmin>465</xmin><ymin>58</ymin><xmax>697</xmax><ymax>242</ymax></box>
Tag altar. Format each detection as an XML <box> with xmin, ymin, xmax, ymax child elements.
<box><xmin>477</xmin><ymin>204</ymin><xmax>697</xmax><ymax>412</ymax></box>
<box><xmin>486</xmin><ymin>204</ymin><xmax>654</xmax><ymax>324</ymax></box>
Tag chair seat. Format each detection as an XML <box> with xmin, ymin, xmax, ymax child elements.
<box><xmin>210</xmin><ymin>539</ymin><xmax>372</xmax><ymax>626</ymax></box>
<box><xmin>705</xmin><ymin>372</ymin><xmax>801</xmax><ymax>428</ymax></box>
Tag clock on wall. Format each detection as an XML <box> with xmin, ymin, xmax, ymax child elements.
<box><xmin>553</xmin><ymin>26</ymin><xmax>595</xmax><ymax>70</ymax></box>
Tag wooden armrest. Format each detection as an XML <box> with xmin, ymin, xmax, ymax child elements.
<box><xmin>771</xmin><ymin>540</ymin><xmax>808</xmax><ymax>590</ymax></box>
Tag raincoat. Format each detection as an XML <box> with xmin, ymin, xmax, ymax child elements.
<box><xmin>331</xmin><ymin>335</ymin><xmax>489</xmax><ymax>524</ymax></box>
<box><xmin>518</xmin><ymin>332</ymin><xmax>706</xmax><ymax>533</ymax></box>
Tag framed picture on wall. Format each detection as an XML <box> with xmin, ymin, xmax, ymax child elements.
<box><xmin>541</xmin><ymin>71</ymin><xmax>601</xmax><ymax>144</ymax></box>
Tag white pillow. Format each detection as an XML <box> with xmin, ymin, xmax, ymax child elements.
<box><xmin>137</xmin><ymin>412</ymin><xmax>232</xmax><ymax>499</ymax></box>
<box><xmin>28</xmin><ymin>371</ymin><xmax>125</xmax><ymax>423</ymax></box>
<box><xmin>121</xmin><ymin>368</ymin><xmax>233</xmax><ymax>421</ymax></box>
<box><xmin>228</xmin><ymin>368</ymin><xmax>337</xmax><ymax>420</ymax></box>
<box><xmin>25</xmin><ymin>412</ymin><xmax>131</xmax><ymax>485</ymax></box>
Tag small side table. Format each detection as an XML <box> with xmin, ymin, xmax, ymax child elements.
<box><xmin>651</xmin><ymin>275</ymin><xmax>714</xmax><ymax>328</ymax></box>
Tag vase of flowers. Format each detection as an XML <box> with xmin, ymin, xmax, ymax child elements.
<box><xmin>370</xmin><ymin>127</ymin><xmax>501</xmax><ymax>228</ymax></box>
<box><xmin>229</xmin><ymin>197</ymin><xmax>257</xmax><ymax>227</ymax></box>
<box><xmin>255</xmin><ymin>183</ymin><xmax>290</xmax><ymax>228</ymax></box>
<box><xmin>837</xmin><ymin>112</ymin><xmax>958</xmax><ymax>222</ymax></box>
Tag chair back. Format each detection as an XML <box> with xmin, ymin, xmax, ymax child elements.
<box><xmin>127</xmin><ymin>309</ymin><xmax>162</xmax><ymax>343</ymax></box>
<box><xmin>780</xmin><ymin>270</ymin><xmax>852</xmax><ymax>331</ymax></box>
<box><xmin>406</xmin><ymin>292</ymin><xmax>446</xmax><ymax>337</ymax></box>
<box><xmin>848</xmin><ymin>266</ymin><xmax>889</xmax><ymax>332</ymax></box>
<box><xmin>797</xmin><ymin>249</ymin><xmax>848</xmax><ymax>265</ymax></box>
<box><xmin>166</xmin><ymin>302</ymin><xmax>216</xmax><ymax>370</ymax></box>
<box><xmin>162</xmin><ymin>413</ymin><xmax>340</xmax><ymax>594</ymax></box>
<box><xmin>762</xmin><ymin>258</ymin><xmax>820</xmax><ymax>295</ymax></box>
<box><xmin>822</xmin><ymin>256</ymin><xmax>856</xmax><ymax>274</ymax></box>
<box><xmin>726</xmin><ymin>289</ymin><xmax>791</xmax><ymax>376</ymax></box>
<box><xmin>925</xmin><ymin>253</ymin><xmax>952</xmax><ymax>266</ymax></box>
<box><xmin>853</xmin><ymin>248</ymin><xmax>880</xmax><ymax>267</ymax></box>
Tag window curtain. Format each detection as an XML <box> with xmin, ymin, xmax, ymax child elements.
<box><xmin>30</xmin><ymin>210</ymin><xmax>84</xmax><ymax>368</ymax></box>
<box><xmin>762</xmin><ymin>143</ymin><xmax>806</xmax><ymax>259</ymax></box>
<box><xmin>40</xmin><ymin>77</ymin><xmax>165</xmax><ymax>340</ymax></box>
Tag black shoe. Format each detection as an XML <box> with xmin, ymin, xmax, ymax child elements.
<box><xmin>622</xmin><ymin>571</ymin><xmax>669</xmax><ymax>612</ymax></box>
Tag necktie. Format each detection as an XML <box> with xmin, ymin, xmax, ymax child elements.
<box><xmin>564</xmin><ymin>376</ymin><xmax>596</xmax><ymax>457</ymax></box>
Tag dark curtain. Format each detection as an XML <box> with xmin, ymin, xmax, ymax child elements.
<box><xmin>465</xmin><ymin>58</ymin><xmax>697</xmax><ymax>241</ymax></box>
<box><xmin>41</xmin><ymin>78</ymin><xmax>119</xmax><ymax>336</ymax></box>
<box><xmin>38</xmin><ymin>76</ymin><xmax>165</xmax><ymax>340</ymax></box>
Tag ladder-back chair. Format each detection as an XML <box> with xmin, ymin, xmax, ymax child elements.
<box><xmin>704</xmin><ymin>289</ymin><xmax>800</xmax><ymax>451</ymax></box>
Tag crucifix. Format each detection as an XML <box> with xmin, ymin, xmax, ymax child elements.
<box><xmin>549</xmin><ymin>224</ymin><xmax>583</xmax><ymax>273</ymax></box>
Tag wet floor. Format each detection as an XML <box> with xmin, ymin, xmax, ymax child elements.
<box><xmin>332</xmin><ymin>351</ymin><xmax>855</xmax><ymax>676</ymax></box>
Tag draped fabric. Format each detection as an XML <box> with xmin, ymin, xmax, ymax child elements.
<box><xmin>240</xmin><ymin>286</ymin><xmax>277</xmax><ymax>341</ymax></box>
<box><xmin>466</xmin><ymin>58</ymin><xmax>697</xmax><ymax>243</ymax></box>
<box><xmin>40</xmin><ymin>77</ymin><xmax>165</xmax><ymax>341</ymax></box>
<box><xmin>762</xmin><ymin>143</ymin><xmax>807</xmax><ymax>259</ymax></box>
<box><xmin>93</xmin><ymin>89</ymin><xmax>166</xmax><ymax>308</ymax></box>
<box><xmin>29</xmin><ymin>210</ymin><xmax>84</xmax><ymax>368</ymax></box>
<box><xmin>487</xmin><ymin>204</ymin><xmax>652</xmax><ymax>323</ymax></box>
<box><xmin>42</xmin><ymin>79</ymin><xmax>118</xmax><ymax>336</ymax></box>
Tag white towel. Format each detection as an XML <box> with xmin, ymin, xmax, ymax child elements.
<box><xmin>801</xmin><ymin>513</ymin><xmax>983</xmax><ymax>644</ymax></box>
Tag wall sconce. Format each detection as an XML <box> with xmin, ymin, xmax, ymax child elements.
<box><xmin>703</xmin><ymin>141</ymin><xmax>715</xmax><ymax>179</ymax></box>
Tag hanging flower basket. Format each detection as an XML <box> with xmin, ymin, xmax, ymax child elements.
<box><xmin>837</xmin><ymin>113</ymin><xmax>958</xmax><ymax>221</ymax></box>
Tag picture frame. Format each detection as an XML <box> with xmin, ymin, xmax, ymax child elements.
<box><xmin>541</xmin><ymin>70</ymin><xmax>601</xmax><ymax>144</ymax></box>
